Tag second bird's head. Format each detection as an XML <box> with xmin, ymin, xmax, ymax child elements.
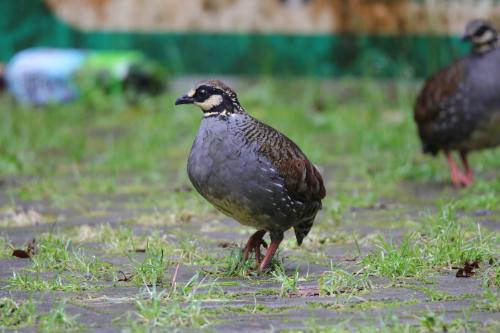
<box><xmin>175</xmin><ymin>80</ymin><xmax>244</xmax><ymax>117</ymax></box>
<box><xmin>462</xmin><ymin>19</ymin><xmax>498</xmax><ymax>53</ymax></box>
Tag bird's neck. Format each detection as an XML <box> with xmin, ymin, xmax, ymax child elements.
<box><xmin>203</xmin><ymin>99</ymin><xmax>246</xmax><ymax>118</ymax></box>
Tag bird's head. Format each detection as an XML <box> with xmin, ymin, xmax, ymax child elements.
<box><xmin>462</xmin><ymin>19</ymin><xmax>498</xmax><ymax>53</ymax></box>
<box><xmin>175</xmin><ymin>80</ymin><xmax>244</xmax><ymax>117</ymax></box>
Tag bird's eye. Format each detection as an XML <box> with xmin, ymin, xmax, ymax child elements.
<box><xmin>474</xmin><ymin>25</ymin><xmax>488</xmax><ymax>36</ymax></box>
<box><xmin>198</xmin><ymin>89</ymin><xmax>208</xmax><ymax>98</ymax></box>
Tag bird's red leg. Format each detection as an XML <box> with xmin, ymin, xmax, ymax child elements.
<box><xmin>445</xmin><ymin>151</ymin><xmax>467</xmax><ymax>187</ymax></box>
<box><xmin>460</xmin><ymin>151</ymin><xmax>474</xmax><ymax>186</ymax></box>
<box><xmin>254</xmin><ymin>238</ymin><xmax>270</xmax><ymax>267</ymax></box>
<box><xmin>255</xmin><ymin>243</ymin><xmax>262</xmax><ymax>265</ymax></box>
<box><xmin>242</xmin><ymin>230</ymin><xmax>266</xmax><ymax>262</ymax></box>
<box><xmin>258</xmin><ymin>234</ymin><xmax>283</xmax><ymax>272</ymax></box>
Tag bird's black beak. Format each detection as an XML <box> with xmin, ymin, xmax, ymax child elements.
<box><xmin>175</xmin><ymin>94</ymin><xmax>194</xmax><ymax>105</ymax></box>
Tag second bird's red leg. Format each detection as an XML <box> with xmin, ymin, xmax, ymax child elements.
<box><xmin>460</xmin><ymin>151</ymin><xmax>474</xmax><ymax>186</ymax></box>
<box><xmin>445</xmin><ymin>151</ymin><xmax>468</xmax><ymax>187</ymax></box>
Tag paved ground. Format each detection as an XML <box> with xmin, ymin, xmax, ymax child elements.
<box><xmin>0</xmin><ymin>169</ymin><xmax>499</xmax><ymax>332</ymax></box>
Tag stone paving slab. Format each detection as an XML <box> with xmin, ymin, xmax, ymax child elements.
<box><xmin>0</xmin><ymin>175</ymin><xmax>499</xmax><ymax>332</ymax></box>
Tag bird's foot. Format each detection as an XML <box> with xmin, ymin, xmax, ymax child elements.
<box><xmin>451</xmin><ymin>169</ymin><xmax>473</xmax><ymax>187</ymax></box>
<box><xmin>242</xmin><ymin>230</ymin><xmax>267</xmax><ymax>263</ymax></box>
<box><xmin>448</xmin><ymin>151</ymin><xmax>474</xmax><ymax>188</ymax></box>
<box><xmin>460</xmin><ymin>151</ymin><xmax>474</xmax><ymax>186</ymax></box>
<box><xmin>460</xmin><ymin>173</ymin><xmax>474</xmax><ymax>187</ymax></box>
<box><xmin>464</xmin><ymin>169</ymin><xmax>474</xmax><ymax>186</ymax></box>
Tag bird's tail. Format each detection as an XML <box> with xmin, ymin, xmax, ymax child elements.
<box><xmin>294</xmin><ymin>217</ymin><xmax>314</xmax><ymax>246</ymax></box>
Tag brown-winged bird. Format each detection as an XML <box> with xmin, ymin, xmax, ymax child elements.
<box><xmin>175</xmin><ymin>80</ymin><xmax>325</xmax><ymax>271</ymax></box>
<box><xmin>414</xmin><ymin>19</ymin><xmax>500</xmax><ymax>187</ymax></box>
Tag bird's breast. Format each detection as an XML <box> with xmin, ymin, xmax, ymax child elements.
<box><xmin>186</xmin><ymin>117</ymin><xmax>307</xmax><ymax>230</ymax></box>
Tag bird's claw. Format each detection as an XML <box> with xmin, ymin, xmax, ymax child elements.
<box><xmin>451</xmin><ymin>170</ymin><xmax>474</xmax><ymax>187</ymax></box>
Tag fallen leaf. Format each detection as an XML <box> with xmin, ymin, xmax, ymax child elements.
<box><xmin>456</xmin><ymin>260</ymin><xmax>480</xmax><ymax>278</ymax></box>
<box><xmin>12</xmin><ymin>249</ymin><xmax>30</xmax><ymax>258</ymax></box>
<box><xmin>127</xmin><ymin>248</ymin><xmax>145</xmax><ymax>253</ymax></box>
<box><xmin>12</xmin><ymin>238</ymin><xmax>37</xmax><ymax>259</ymax></box>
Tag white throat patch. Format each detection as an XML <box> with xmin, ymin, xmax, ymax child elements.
<box><xmin>203</xmin><ymin>109</ymin><xmax>231</xmax><ymax>118</ymax></box>
<box><xmin>474</xmin><ymin>30</ymin><xmax>495</xmax><ymax>44</ymax></box>
<box><xmin>195</xmin><ymin>94</ymin><xmax>223</xmax><ymax>111</ymax></box>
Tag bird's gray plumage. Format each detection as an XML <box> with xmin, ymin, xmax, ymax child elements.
<box><xmin>187</xmin><ymin>112</ymin><xmax>323</xmax><ymax>244</ymax></box>
<box><xmin>175</xmin><ymin>79</ymin><xmax>325</xmax><ymax>270</ymax></box>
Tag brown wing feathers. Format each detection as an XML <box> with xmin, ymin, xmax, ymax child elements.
<box><xmin>278</xmin><ymin>159</ymin><xmax>325</xmax><ymax>202</ymax></box>
<box><xmin>414</xmin><ymin>59</ymin><xmax>467</xmax><ymax>154</ymax></box>
<box><xmin>415</xmin><ymin>60</ymin><xmax>465</xmax><ymax>124</ymax></box>
<box><xmin>246</xmin><ymin>117</ymin><xmax>325</xmax><ymax>203</ymax></box>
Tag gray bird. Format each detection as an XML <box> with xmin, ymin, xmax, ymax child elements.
<box><xmin>415</xmin><ymin>19</ymin><xmax>500</xmax><ymax>187</ymax></box>
<box><xmin>175</xmin><ymin>80</ymin><xmax>325</xmax><ymax>271</ymax></box>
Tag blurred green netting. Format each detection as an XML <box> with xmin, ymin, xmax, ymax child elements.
<box><xmin>0</xmin><ymin>0</ymin><xmax>473</xmax><ymax>78</ymax></box>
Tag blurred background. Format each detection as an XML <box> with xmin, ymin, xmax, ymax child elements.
<box><xmin>3</xmin><ymin>0</ymin><xmax>500</xmax><ymax>103</ymax></box>
<box><xmin>3</xmin><ymin>0</ymin><xmax>500</xmax><ymax>79</ymax></box>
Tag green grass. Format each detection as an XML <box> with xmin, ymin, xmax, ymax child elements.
<box><xmin>290</xmin><ymin>309</ymin><xmax>489</xmax><ymax>333</ymax></box>
<box><xmin>38</xmin><ymin>303</ymin><xmax>81</xmax><ymax>333</ymax></box>
<box><xmin>0</xmin><ymin>236</ymin><xmax>12</xmax><ymax>259</ymax></box>
<box><xmin>475</xmin><ymin>290</ymin><xmax>500</xmax><ymax>313</ymax></box>
<box><xmin>127</xmin><ymin>274</ymin><xmax>217</xmax><ymax>331</ymax></box>
<box><xmin>131</xmin><ymin>244</ymin><xmax>170</xmax><ymax>286</ymax></box>
<box><xmin>0</xmin><ymin>297</ymin><xmax>36</xmax><ymax>329</ymax></box>
<box><xmin>271</xmin><ymin>266</ymin><xmax>302</xmax><ymax>297</ymax></box>
<box><xmin>482</xmin><ymin>263</ymin><xmax>500</xmax><ymax>287</ymax></box>
<box><xmin>1</xmin><ymin>79</ymin><xmax>499</xmax><ymax>212</ymax></box>
<box><xmin>0</xmin><ymin>298</ymin><xmax>81</xmax><ymax>331</ymax></box>
<box><xmin>29</xmin><ymin>236</ymin><xmax>112</xmax><ymax>276</ymax></box>
<box><xmin>4</xmin><ymin>235</ymin><xmax>114</xmax><ymax>291</ymax></box>
<box><xmin>454</xmin><ymin>180</ymin><xmax>500</xmax><ymax>210</ymax></box>
<box><xmin>319</xmin><ymin>263</ymin><xmax>372</xmax><ymax>296</ymax></box>
<box><xmin>6</xmin><ymin>271</ymin><xmax>95</xmax><ymax>292</ymax></box>
<box><xmin>204</xmin><ymin>246</ymin><xmax>285</xmax><ymax>278</ymax></box>
<box><xmin>132</xmin><ymin>285</ymin><xmax>208</xmax><ymax>329</ymax></box>
<box><xmin>361</xmin><ymin>205</ymin><xmax>497</xmax><ymax>280</ymax></box>
<box><xmin>68</xmin><ymin>224</ymin><xmax>172</xmax><ymax>255</ymax></box>
<box><xmin>210</xmin><ymin>248</ymin><xmax>258</xmax><ymax>278</ymax></box>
